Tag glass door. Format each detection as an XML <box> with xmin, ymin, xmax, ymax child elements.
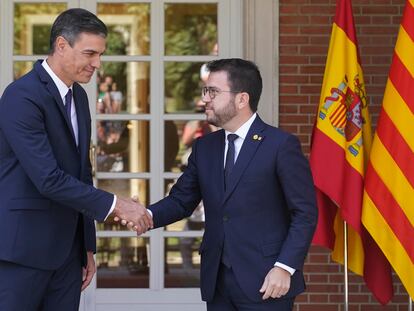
<box><xmin>89</xmin><ymin>2</ymin><xmax>241</xmax><ymax>310</ymax></box>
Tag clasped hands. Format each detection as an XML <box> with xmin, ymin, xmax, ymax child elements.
<box><xmin>113</xmin><ymin>196</ymin><xmax>153</xmax><ymax>234</ymax></box>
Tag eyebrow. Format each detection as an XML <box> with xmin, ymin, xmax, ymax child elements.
<box><xmin>82</xmin><ymin>48</ymin><xmax>105</xmax><ymax>55</ymax></box>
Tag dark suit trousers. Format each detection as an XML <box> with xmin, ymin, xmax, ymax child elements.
<box><xmin>207</xmin><ymin>264</ymin><xmax>295</xmax><ymax>311</ymax></box>
<box><xmin>0</xmin><ymin>234</ymin><xmax>83</xmax><ymax>311</ymax></box>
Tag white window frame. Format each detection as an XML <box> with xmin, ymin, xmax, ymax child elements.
<box><xmin>82</xmin><ymin>1</ymin><xmax>244</xmax><ymax>310</ymax></box>
<box><xmin>244</xmin><ymin>0</ymin><xmax>278</xmax><ymax>126</ymax></box>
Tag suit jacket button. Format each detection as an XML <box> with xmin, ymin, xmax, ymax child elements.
<box><xmin>223</xmin><ymin>215</ymin><xmax>228</xmax><ymax>222</ymax></box>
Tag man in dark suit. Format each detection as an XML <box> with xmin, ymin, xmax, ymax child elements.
<box><xmin>0</xmin><ymin>8</ymin><xmax>152</xmax><ymax>311</ymax></box>
<box><xmin>144</xmin><ymin>58</ymin><xmax>317</xmax><ymax>310</ymax></box>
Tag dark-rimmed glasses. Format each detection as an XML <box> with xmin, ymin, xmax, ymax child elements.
<box><xmin>201</xmin><ymin>86</ymin><xmax>240</xmax><ymax>100</ymax></box>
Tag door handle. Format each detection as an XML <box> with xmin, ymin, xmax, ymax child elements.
<box><xmin>90</xmin><ymin>144</ymin><xmax>97</xmax><ymax>178</ymax></box>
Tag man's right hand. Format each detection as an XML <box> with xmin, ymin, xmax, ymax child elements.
<box><xmin>113</xmin><ymin>197</ymin><xmax>153</xmax><ymax>234</ymax></box>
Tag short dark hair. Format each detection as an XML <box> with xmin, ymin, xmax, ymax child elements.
<box><xmin>49</xmin><ymin>8</ymin><xmax>107</xmax><ymax>54</ymax></box>
<box><xmin>205</xmin><ymin>58</ymin><xmax>262</xmax><ymax>112</ymax></box>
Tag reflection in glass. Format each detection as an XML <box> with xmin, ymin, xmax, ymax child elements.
<box><xmin>164</xmin><ymin>237</ymin><xmax>201</xmax><ymax>288</ymax></box>
<box><xmin>97</xmin><ymin>62</ymin><xmax>150</xmax><ymax>114</ymax></box>
<box><xmin>96</xmin><ymin>120</ymin><xmax>149</xmax><ymax>173</ymax></box>
<box><xmin>164</xmin><ymin>179</ymin><xmax>205</xmax><ymax>232</ymax></box>
<box><xmin>97</xmin><ymin>237</ymin><xmax>149</xmax><ymax>288</ymax></box>
<box><xmin>14</xmin><ymin>3</ymin><xmax>66</xmax><ymax>55</ymax></box>
<box><xmin>165</xmin><ymin>62</ymin><xmax>207</xmax><ymax>113</ymax></box>
<box><xmin>165</xmin><ymin>3</ymin><xmax>217</xmax><ymax>56</ymax></box>
<box><xmin>164</xmin><ymin>120</ymin><xmax>217</xmax><ymax>173</ymax></box>
<box><xmin>98</xmin><ymin>3</ymin><xmax>150</xmax><ymax>56</ymax></box>
<box><xmin>13</xmin><ymin>61</ymin><xmax>34</xmax><ymax>80</ymax></box>
<box><xmin>96</xmin><ymin>179</ymin><xmax>149</xmax><ymax>232</ymax></box>
<box><xmin>164</xmin><ymin>121</ymin><xmax>181</xmax><ymax>173</ymax></box>
<box><xmin>164</xmin><ymin>181</ymin><xmax>185</xmax><ymax>232</ymax></box>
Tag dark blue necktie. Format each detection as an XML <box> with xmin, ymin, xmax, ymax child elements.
<box><xmin>65</xmin><ymin>89</ymin><xmax>77</xmax><ymax>144</ymax></box>
<box><xmin>222</xmin><ymin>133</ymin><xmax>238</xmax><ymax>267</ymax></box>
<box><xmin>65</xmin><ymin>89</ymin><xmax>72</xmax><ymax>123</ymax></box>
<box><xmin>224</xmin><ymin>134</ymin><xmax>238</xmax><ymax>190</ymax></box>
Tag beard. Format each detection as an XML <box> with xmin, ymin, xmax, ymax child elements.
<box><xmin>206</xmin><ymin>99</ymin><xmax>237</xmax><ymax>128</ymax></box>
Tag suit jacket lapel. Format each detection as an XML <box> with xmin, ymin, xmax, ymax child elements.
<box><xmin>222</xmin><ymin>116</ymin><xmax>266</xmax><ymax>204</ymax></box>
<box><xmin>35</xmin><ymin>61</ymin><xmax>78</xmax><ymax>148</ymax></box>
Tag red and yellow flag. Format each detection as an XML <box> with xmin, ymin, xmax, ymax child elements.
<box><xmin>362</xmin><ymin>0</ymin><xmax>414</xmax><ymax>300</ymax></box>
<box><xmin>310</xmin><ymin>0</ymin><xmax>393</xmax><ymax>304</ymax></box>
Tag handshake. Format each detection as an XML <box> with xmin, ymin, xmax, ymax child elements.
<box><xmin>112</xmin><ymin>196</ymin><xmax>153</xmax><ymax>234</ymax></box>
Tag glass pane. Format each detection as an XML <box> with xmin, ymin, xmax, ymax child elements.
<box><xmin>165</xmin><ymin>62</ymin><xmax>208</xmax><ymax>113</ymax></box>
<box><xmin>164</xmin><ymin>179</ymin><xmax>185</xmax><ymax>231</ymax></box>
<box><xmin>164</xmin><ymin>179</ymin><xmax>205</xmax><ymax>232</ymax></box>
<box><xmin>164</xmin><ymin>120</ymin><xmax>217</xmax><ymax>172</ymax></box>
<box><xmin>96</xmin><ymin>237</ymin><xmax>149</xmax><ymax>288</ymax></box>
<box><xmin>97</xmin><ymin>62</ymin><xmax>150</xmax><ymax>114</ymax></box>
<box><xmin>164</xmin><ymin>121</ymin><xmax>183</xmax><ymax>173</ymax></box>
<box><xmin>96</xmin><ymin>120</ymin><xmax>149</xmax><ymax>173</ymax></box>
<box><xmin>13</xmin><ymin>61</ymin><xmax>34</xmax><ymax>80</ymax></box>
<box><xmin>98</xmin><ymin>3</ymin><xmax>150</xmax><ymax>56</ymax></box>
<box><xmin>164</xmin><ymin>237</ymin><xmax>201</xmax><ymax>288</ymax></box>
<box><xmin>14</xmin><ymin>3</ymin><xmax>66</xmax><ymax>55</ymax></box>
<box><xmin>165</xmin><ymin>3</ymin><xmax>218</xmax><ymax>56</ymax></box>
<box><xmin>96</xmin><ymin>179</ymin><xmax>149</xmax><ymax>231</ymax></box>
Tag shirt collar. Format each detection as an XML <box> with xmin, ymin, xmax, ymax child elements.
<box><xmin>225</xmin><ymin>113</ymin><xmax>257</xmax><ymax>140</ymax></box>
<box><xmin>41</xmin><ymin>59</ymin><xmax>72</xmax><ymax>100</ymax></box>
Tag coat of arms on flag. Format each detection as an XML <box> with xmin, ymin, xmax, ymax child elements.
<box><xmin>318</xmin><ymin>74</ymin><xmax>367</xmax><ymax>157</ymax></box>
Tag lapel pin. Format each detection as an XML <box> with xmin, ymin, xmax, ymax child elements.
<box><xmin>253</xmin><ymin>134</ymin><xmax>262</xmax><ymax>141</ymax></box>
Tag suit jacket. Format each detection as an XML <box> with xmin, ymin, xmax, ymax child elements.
<box><xmin>149</xmin><ymin>116</ymin><xmax>317</xmax><ymax>302</ymax></box>
<box><xmin>0</xmin><ymin>60</ymin><xmax>113</xmax><ymax>270</ymax></box>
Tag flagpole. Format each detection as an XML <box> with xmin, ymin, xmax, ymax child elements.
<box><xmin>409</xmin><ymin>297</ymin><xmax>412</xmax><ymax>311</ymax></box>
<box><xmin>344</xmin><ymin>221</ymin><xmax>349</xmax><ymax>311</ymax></box>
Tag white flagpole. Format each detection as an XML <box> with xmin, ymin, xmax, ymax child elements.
<box><xmin>409</xmin><ymin>297</ymin><xmax>412</xmax><ymax>311</ymax></box>
<box><xmin>344</xmin><ymin>221</ymin><xmax>349</xmax><ymax>311</ymax></box>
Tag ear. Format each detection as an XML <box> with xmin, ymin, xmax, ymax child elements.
<box><xmin>55</xmin><ymin>36</ymin><xmax>68</xmax><ymax>55</ymax></box>
<box><xmin>236</xmin><ymin>92</ymin><xmax>250</xmax><ymax>110</ymax></box>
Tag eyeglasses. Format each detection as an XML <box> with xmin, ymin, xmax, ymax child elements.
<box><xmin>201</xmin><ymin>86</ymin><xmax>240</xmax><ymax>100</ymax></box>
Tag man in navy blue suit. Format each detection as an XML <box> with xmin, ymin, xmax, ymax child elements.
<box><xmin>143</xmin><ymin>59</ymin><xmax>317</xmax><ymax>310</ymax></box>
<box><xmin>0</xmin><ymin>8</ymin><xmax>152</xmax><ymax>311</ymax></box>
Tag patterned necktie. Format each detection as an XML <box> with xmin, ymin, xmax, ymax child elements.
<box><xmin>224</xmin><ymin>134</ymin><xmax>238</xmax><ymax>190</ymax></box>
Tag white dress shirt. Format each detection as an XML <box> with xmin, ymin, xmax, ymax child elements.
<box><xmin>42</xmin><ymin>60</ymin><xmax>79</xmax><ymax>146</ymax></box>
<box><xmin>224</xmin><ymin>113</ymin><xmax>257</xmax><ymax>165</ymax></box>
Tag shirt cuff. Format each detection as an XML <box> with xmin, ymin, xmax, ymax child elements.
<box><xmin>147</xmin><ymin>209</ymin><xmax>153</xmax><ymax>218</ymax></box>
<box><xmin>274</xmin><ymin>262</ymin><xmax>295</xmax><ymax>276</ymax></box>
<box><xmin>104</xmin><ymin>195</ymin><xmax>117</xmax><ymax>221</ymax></box>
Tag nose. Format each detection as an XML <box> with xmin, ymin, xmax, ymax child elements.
<box><xmin>201</xmin><ymin>97</ymin><xmax>210</xmax><ymax>106</ymax></box>
<box><xmin>91</xmin><ymin>55</ymin><xmax>101</xmax><ymax>69</ymax></box>
<box><xmin>201</xmin><ymin>91</ymin><xmax>211</xmax><ymax>103</ymax></box>
<box><xmin>203</xmin><ymin>100</ymin><xmax>212</xmax><ymax>111</ymax></box>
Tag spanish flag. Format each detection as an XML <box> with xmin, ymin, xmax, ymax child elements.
<box><xmin>310</xmin><ymin>0</ymin><xmax>393</xmax><ymax>304</ymax></box>
<box><xmin>362</xmin><ymin>0</ymin><xmax>414</xmax><ymax>300</ymax></box>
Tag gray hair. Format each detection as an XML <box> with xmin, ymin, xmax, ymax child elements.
<box><xmin>49</xmin><ymin>8</ymin><xmax>107</xmax><ymax>54</ymax></box>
